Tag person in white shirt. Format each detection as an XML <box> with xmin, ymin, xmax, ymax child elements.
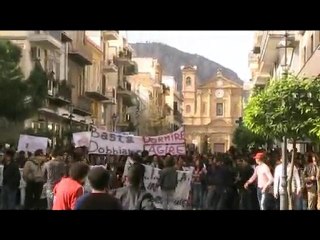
<box><xmin>273</xmin><ymin>158</ymin><xmax>301</xmax><ymax>210</ymax></box>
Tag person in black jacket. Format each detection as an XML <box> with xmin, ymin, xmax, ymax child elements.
<box><xmin>209</xmin><ymin>158</ymin><xmax>235</xmax><ymax>210</ymax></box>
<box><xmin>2</xmin><ymin>149</ymin><xmax>21</xmax><ymax>210</ymax></box>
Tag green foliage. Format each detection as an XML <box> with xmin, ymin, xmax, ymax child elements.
<box><xmin>0</xmin><ymin>40</ymin><xmax>48</xmax><ymax>122</ymax></box>
<box><xmin>244</xmin><ymin>74</ymin><xmax>320</xmax><ymax>140</ymax></box>
<box><xmin>25</xmin><ymin>62</ymin><xmax>48</xmax><ymax>110</ymax></box>
<box><xmin>0</xmin><ymin>40</ymin><xmax>29</xmax><ymax>121</ymax></box>
<box><xmin>233</xmin><ymin>124</ymin><xmax>267</xmax><ymax>151</ymax></box>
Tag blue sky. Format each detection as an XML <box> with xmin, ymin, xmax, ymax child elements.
<box><xmin>121</xmin><ymin>31</ymin><xmax>254</xmax><ymax>81</ymax></box>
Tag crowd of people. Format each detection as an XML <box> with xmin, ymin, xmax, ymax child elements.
<box><xmin>0</xmin><ymin>144</ymin><xmax>319</xmax><ymax>210</ymax></box>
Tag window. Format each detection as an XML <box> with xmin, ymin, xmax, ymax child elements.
<box><xmin>202</xmin><ymin>102</ymin><xmax>207</xmax><ymax>114</ymax></box>
<box><xmin>186</xmin><ymin>77</ymin><xmax>191</xmax><ymax>86</ymax></box>
<box><xmin>311</xmin><ymin>34</ymin><xmax>314</xmax><ymax>53</ymax></box>
<box><xmin>303</xmin><ymin>46</ymin><xmax>307</xmax><ymax>63</ymax></box>
<box><xmin>186</xmin><ymin>105</ymin><xmax>191</xmax><ymax>113</ymax></box>
<box><xmin>216</xmin><ymin>103</ymin><xmax>223</xmax><ymax>116</ymax></box>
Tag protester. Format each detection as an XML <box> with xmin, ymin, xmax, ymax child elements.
<box><xmin>235</xmin><ymin>158</ymin><xmax>255</xmax><ymax>210</ymax></box>
<box><xmin>303</xmin><ymin>154</ymin><xmax>318</xmax><ymax>210</ymax></box>
<box><xmin>273</xmin><ymin>156</ymin><xmax>301</xmax><ymax>210</ymax></box>
<box><xmin>75</xmin><ymin>167</ymin><xmax>122</xmax><ymax>210</ymax></box>
<box><xmin>23</xmin><ymin>149</ymin><xmax>46</xmax><ymax>210</ymax></box>
<box><xmin>117</xmin><ymin>162</ymin><xmax>155</xmax><ymax>210</ymax></box>
<box><xmin>244</xmin><ymin>152</ymin><xmax>274</xmax><ymax>210</ymax></box>
<box><xmin>158</xmin><ymin>155</ymin><xmax>178</xmax><ymax>210</ymax></box>
<box><xmin>52</xmin><ymin>162</ymin><xmax>89</xmax><ymax>210</ymax></box>
<box><xmin>151</xmin><ymin>155</ymin><xmax>163</xmax><ymax>169</ymax></box>
<box><xmin>43</xmin><ymin>155</ymin><xmax>66</xmax><ymax>210</ymax></box>
<box><xmin>207</xmin><ymin>158</ymin><xmax>235</xmax><ymax>210</ymax></box>
<box><xmin>191</xmin><ymin>159</ymin><xmax>205</xmax><ymax>210</ymax></box>
<box><xmin>16</xmin><ymin>151</ymin><xmax>27</xmax><ymax>168</ymax></box>
<box><xmin>1</xmin><ymin>149</ymin><xmax>20</xmax><ymax>210</ymax></box>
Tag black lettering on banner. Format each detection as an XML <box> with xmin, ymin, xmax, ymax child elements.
<box><xmin>98</xmin><ymin>148</ymin><xmax>105</xmax><ymax>154</ymax></box>
<box><xmin>106</xmin><ymin>147</ymin><xmax>112</xmax><ymax>154</ymax></box>
<box><xmin>110</xmin><ymin>134</ymin><xmax>116</xmax><ymax>141</ymax></box>
<box><xmin>147</xmin><ymin>182</ymin><xmax>158</xmax><ymax>192</ymax></box>
<box><xmin>89</xmin><ymin>141</ymin><xmax>98</xmax><ymax>153</ymax></box>
<box><xmin>179</xmin><ymin>172</ymin><xmax>187</xmax><ymax>183</ymax></box>
<box><xmin>101</xmin><ymin>132</ymin><xmax>108</xmax><ymax>140</ymax></box>
<box><xmin>91</xmin><ymin>127</ymin><xmax>99</xmax><ymax>138</ymax></box>
<box><xmin>174</xmin><ymin>199</ymin><xmax>188</xmax><ymax>208</ymax></box>
<box><xmin>118</xmin><ymin>135</ymin><xmax>124</xmax><ymax>143</ymax></box>
<box><xmin>113</xmin><ymin>149</ymin><xmax>118</xmax><ymax>155</ymax></box>
<box><xmin>126</xmin><ymin>136</ymin><xmax>134</xmax><ymax>144</ymax></box>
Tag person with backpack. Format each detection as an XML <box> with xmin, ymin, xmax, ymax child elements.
<box><xmin>75</xmin><ymin>167</ymin><xmax>122</xmax><ymax>210</ymax></box>
<box><xmin>158</xmin><ymin>156</ymin><xmax>178</xmax><ymax>210</ymax></box>
<box><xmin>23</xmin><ymin>149</ymin><xmax>46</xmax><ymax>210</ymax></box>
<box><xmin>117</xmin><ymin>162</ymin><xmax>155</xmax><ymax>210</ymax></box>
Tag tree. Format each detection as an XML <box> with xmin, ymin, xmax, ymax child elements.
<box><xmin>0</xmin><ymin>40</ymin><xmax>48</xmax><ymax>122</ymax></box>
<box><xmin>232</xmin><ymin>124</ymin><xmax>268</xmax><ymax>153</ymax></box>
<box><xmin>0</xmin><ymin>40</ymin><xmax>29</xmax><ymax>121</ymax></box>
<box><xmin>244</xmin><ymin>74</ymin><xmax>320</xmax><ymax>209</ymax></box>
<box><xmin>25</xmin><ymin>61</ymin><xmax>48</xmax><ymax>111</ymax></box>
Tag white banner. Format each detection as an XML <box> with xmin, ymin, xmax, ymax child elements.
<box><xmin>73</xmin><ymin>131</ymin><xmax>91</xmax><ymax>148</ymax></box>
<box><xmin>17</xmin><ymin>134</ymin><xmax>49</xmax><ymax>154</ymax></box>
<box><xmin>143</xmin><ymin>127</ymin><xmax>186</xmax><ymax>156</ymax></box>
<box><xmin>89</xmin><ymin>126</ymin><xmax>144</xmax><ymax>155</ymax></box>
<box><xmin>118</xmin><ymin>159</ymin><xmax>192</xmax><ymax>210</ymax></box>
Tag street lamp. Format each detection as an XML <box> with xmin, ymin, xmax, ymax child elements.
<box><xmin>62</xmin><ymin>104</ymin><xmax>74</xmax><ymax>146</ymax></box>
<box><xmin>277</xmin><ymin>31</ymin><xmax>295</xmax><ymax>210</ymax></box>
<box><xmin>112</xmin><ymin>113</ymin><xmax>117</xmax><ymax>132</ymax></box>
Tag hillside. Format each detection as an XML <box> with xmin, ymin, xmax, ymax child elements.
<box><xmin>131</xmin><ymin>42</ymin><xmax>243</xmax><ymax>90</ymax></box>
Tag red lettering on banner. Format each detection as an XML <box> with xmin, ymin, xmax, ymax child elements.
<box><xmin>176</xmin><ymin>145</ymin><xmax>186</xmax><ymax>155</ymax></box>
<box><xmin>158</xmin><ymin>136</ymin><xmax>164</xmax><ymax>143</ymax></box>
<box><xmin>146</xmin><ymin>144</ymin><xmax>186</xmax><ymax>156</ymax></box>
<box><xmin>168</xmin><ymin>146</ymin><xmax>175</xmax><ymax>155</ymax></box>
<box><xmin>173</xmin><ymin>133</ymin><xmax>181</xmax><ymax>141</ymax></box>
<box><xmin>164</xmin><ymin>135</ymin><xmax>171</xmax><ymax>142</ymax></box>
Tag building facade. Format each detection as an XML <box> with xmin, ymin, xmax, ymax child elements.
<box><xmin>0</xmin><ymin>30</ymin><xmax>139</xmax><ymax>148</ymax></box>
<box><xmin>128</xmin><ymin>58</ymin><xmax>169</xmax><ymax>135</ymax></box>
<box><xmin>161</xmin><ymin>75</ymin><xmax>183</xmax><ymax>131</ymax></box>
<box><xmin>248</xmin><ymin>31</ymin><xmax>320</xmax><ymax>152</ymax></box>
<box><xmin>182</xmin><ymin>66</ymin><xmax>243</xmax><ymax>154</ymax></box>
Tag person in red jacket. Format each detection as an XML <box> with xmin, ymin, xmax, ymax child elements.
<box><xmin>52</xmin><ymin>162</ymin><xmax>89</xmax><ymax>210</ymax></box>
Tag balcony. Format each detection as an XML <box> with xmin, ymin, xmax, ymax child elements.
<box><xmin>117</xmin><ymin>116</ymin><xmax>130</xmax><ymax>128</ymax></box>
<box><xmin>248</xmin><ymin>52</ymin><xmax>259</xmax><ymax>70</ymax></box>
<box><xmin>48</xmin><ymin>80</ymin><xmax>72</xmax><ymax>106</ymax></box>
<box><xmin>73</xmin><ymin>96</ymin><xmax>92</xmax><ymax>116</ymax></box>
<box><xmin>124</xmin><ymin>62</ymin><xmax>138</xmax><ymax>76</ymax></box>
<box><xmin>161</xmin><ymin>84</ymin><xmax>170</xmax><ymax>96</ymax></box>
<box><xmin>102</xmin><ymin>59</ymin><xmax>118</xmax><ymax>73</ymax></box>
<box><xmin>114</xmin><ymin>49</ymin><xmax>134</xmax><ymax>66</ymax></box>
<box><xmin>118</xmin><ymin>81</ymin><xmax>138</xmax><ymax>107</ymax></box>
<box><xmin>174</xmin><ymin>110</ymin><xmax>183</xmax><ymax>124</ymax></box>
<box><xmin>68</xmin><ymin>43</ymin><xmax>92</xmax><ymax>66</ymax></box>
<box><xmin>85</xmin><ymin>86</ymin><xmax>109</xmax><ymax>101</ymax></box>
<box><xmin>29</xmin><ymin>31</ymin><xmax>62</xmax><ymax>50</ymax></box>
<box><xmin>298</xmin><ymin>43</ymin><xmax>320</xmax><ymax>77</ymax></box>
<box><xmin>103</xmin><ymin>31</ymin><xmax>120</xmax><ymax>41</ymax></box>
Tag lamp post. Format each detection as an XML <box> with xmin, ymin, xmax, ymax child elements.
<box><xmin>112</xmin><ymin>113</ymin><xmax>117</xmax><ymax>132</ymax></box>
<box><xmin>277</xmin><ymin>31</ymin><xmax>295</xmax><ymax>210</ymax></box>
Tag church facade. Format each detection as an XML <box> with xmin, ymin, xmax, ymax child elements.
<box><xmin>181</xmin><ymin>66</ymin><xmax>243</xmax><ymax>154</ymax></box>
